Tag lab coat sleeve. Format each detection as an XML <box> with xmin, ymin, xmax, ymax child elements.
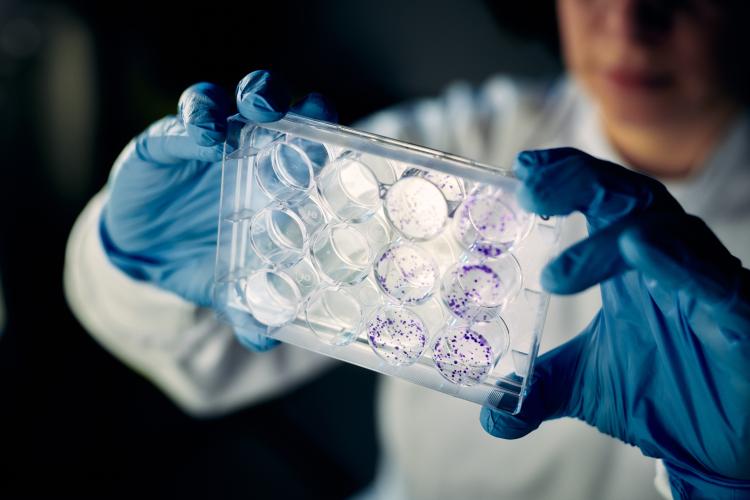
<box><xmin>63</xmin><ymin>191</ymin><xmax>337</xmax><ymax>417</ymax></box>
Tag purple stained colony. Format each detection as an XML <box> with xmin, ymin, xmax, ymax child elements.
<box><xmin>441</xmin><ymin>263</ymin><xmax>507</xmax><ymax>321</ymax></box>
<box><xmin>421</xmin><ymin>171</ymin><xmax>465</xmax><ymax>210</ymax></box>
<box><xmin>367</xmin><ymin>307</ymin><xmax>428</xmax><ymax>366</ymax></box>
<box><xmin>375</xmin><ymin>244</ymin><xmax>438</xmax><ymax>304</ymax></box>
<box><xmin>385</xmin><ymin>177</ymin><xmax>448</xmax><ymax>240</ymax></box>
<box><xmin>432</xmin><ymin>327</ymin><xmax>495</xmax><ymax>386</ymax></box>
<box><xmin>403</xmin><ymin>168</ymin><xmax>465</xmax><ymax>212</ymax></box>
<box><xmin>454</xmin><ymin>190</ymin><xmax>525</xmax><ymax>257</ymax></box>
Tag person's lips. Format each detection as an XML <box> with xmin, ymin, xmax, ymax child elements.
<box><xmin>602</xmin><ymin>68</ymin><xmax>673</xmax><ymax>91</ymax></box>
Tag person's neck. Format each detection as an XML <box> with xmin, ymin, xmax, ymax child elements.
<box><xmin>601</xmin><ymin>102</ymin><xmax>739</xmax><ymax>180</ymax></box>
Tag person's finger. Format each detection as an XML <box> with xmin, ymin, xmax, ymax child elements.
<box><xmin>127</xmin><ymin>116</ymin><xmax>224</xmax><ymax>167</ymax></box>
<box><xmin>618</xmin><ymin>214</ymin><xmax>750</xmax><ymax>334</ymax></box>
<box><xmin>178</xmin><ymin>82</ymin><xmax>233</xmax><ymax>147</ymax></box>
<box><xmin>513</xmin><ymin>148</ymin><xmax>681</xmax><ymax>229</ymax></box>
<box><xmin>541</xmin><ymin>220</ymin><xmax>632</xmax><ymax>294</ymax></box>
<box><xmin>160</xmin><ymin>255</ymin><xmax>217</xmax><ymax>308</ymax></box>
<box><xmin>112</xmin><ymin>85</ymin><xmax>231</xmax><ymax>173</ymax></box>
<box><xmin>480</xmin><ymin>328</ymin><xmax>590</xmax><ymax>439</ymax></box>
<box><xmin>290</xmin><ymin>92</ymin><xmax>338</xmax><ymax>122</ymax></box>
<box><xmin>235</xmin><ymin>328</ymin><xmax>280</xmax><ymax>352</ymax></box>
<box><xmin>223</xmin><ymin>308</ymin><xmax>280</xmax><ymax>352</ymax></box>
<box><xmin>235</xmin><ymin>70</ymin><xmax>291</xmax><ymax>123</ymax></box>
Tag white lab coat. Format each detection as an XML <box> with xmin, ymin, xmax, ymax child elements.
<box><xmin>64</xmin><ymin>76</ymin><xmax>750</xmax><ymax>500</ymax></box>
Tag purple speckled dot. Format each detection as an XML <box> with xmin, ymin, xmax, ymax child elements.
<box><xmin>385</xmin><ymin>177</ymin><xmax>447</xmax><ymax>240</ymax></box>
<box><xmin>432</xmin><ymin>327</ymin><xmax>494</xmax><ymax>386</ymax></box>
<box><xmin>440</xmin><ymin>264</ymin><xmax>507</xmax><ymax>321</ymax></box>
<box><xmin>375</xmin><ymin>243</ymin><xmax>438</xmax><ymax>304</ymax></box>
<box><xmin>453</xmin><ymin>189</ymin><xmax>530</xmax><ymax>256</ymax></box>
<box><xmin>367</xmin><ymin>307</ymin><xmax>428</xmax><ymax>366</ymax></box>
<box><xmin>403</xmin><ymin>168</ymin><xmax>465</xmax><ymax>213</ymax></box>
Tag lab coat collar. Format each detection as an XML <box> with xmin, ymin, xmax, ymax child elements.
<box><xmin>569</xmin><ymin>79</ymin><xmax>750</xmax><ymax>217</ymax></box>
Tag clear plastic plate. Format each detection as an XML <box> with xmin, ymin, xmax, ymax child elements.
<box><xmin>214</xmin><ymin>113</ymin><xmax>561</xmax><ymax>414</ymax></box>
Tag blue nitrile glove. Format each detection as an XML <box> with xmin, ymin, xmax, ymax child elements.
<box><xmin>480</xmin><ymin>148</ymin><xmax>750</xmax><ymax>499</ymax></box>
<box><xmin>101</xmin><ymin>70</ymin><xmax>336</xmax><ymax>351</ymax></box>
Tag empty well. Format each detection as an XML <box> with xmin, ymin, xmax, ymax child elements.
<box><xmin>241</xmin><ymin>270</ymin><xmax>301</xmax><ymax>327</ymax></box>
<box><xmin>311</xmin><ymin>223</ymin><xmax>372</xmax><ymax>285</ymax></box>
<box><xmin>305</xmin><ymin>288</ymin><xmax>363</xmax><ymax>346</ymax></box>
<box><xmin>255</xmin><ymin>142</ymin><xmax>314</xmax><ymax>202</ymax></box>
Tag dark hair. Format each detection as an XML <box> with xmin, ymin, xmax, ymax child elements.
<box><xmin>719</xmin><ymin>1</ymin><xmax>750</xmax><ymax>105</ymax></box>
<box><xmin>483</xmin><ymin>1</ymin><xmax>560</xmax><ymax>54</ymax></box>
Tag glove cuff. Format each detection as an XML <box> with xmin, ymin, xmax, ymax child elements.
<box><xmin>665</xmin><ymin>461</ymin><xmax>750</xmax><ymax>500</ymax></box>
<box><xmin>99</xmin><ymin>208</ymin><xmax>159</xmax><ymax>283</ymax></box>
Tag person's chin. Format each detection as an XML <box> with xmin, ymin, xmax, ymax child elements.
<box><xmin>603</xmin><ymin>99</ymin><xmax>679</xmax><ymax>127</ymax></box>
<box><xmin>594</xmin><ymin>82</ymin><xmax>681</xmax><ymax>127</ymax></box>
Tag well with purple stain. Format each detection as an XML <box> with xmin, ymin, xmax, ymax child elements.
<box><xmin>367</xmin><ymin>306</ymin><xmax>429</xmax><ymax>366</ymax></box>
<box><xmin>432</xmin><ymin>327</ymin><xmax>496</xmax><ymax>386</ymax></box>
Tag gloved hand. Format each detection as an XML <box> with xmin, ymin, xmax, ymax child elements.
<box><xmin>480</xmin><ymin>148</ymin><xmax>750</xmax><ymax>499</ymax></box>
<box><xmin>101</xmin><ymin>70</ymin><xmax>336</xmax><ymax>351</ymax></box>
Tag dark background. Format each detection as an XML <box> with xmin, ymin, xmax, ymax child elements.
<box><xmin>0</xmin><ymin>1</ymin><xmax>559</xmax><ymax>497</ymax></box>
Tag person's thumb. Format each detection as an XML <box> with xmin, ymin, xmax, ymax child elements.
<box><xmin>236</xmin><ymin>70</ymin><xmax>291</xmax><ymax>123</ymax></box>
<box><xmin>480</xmin><ymin>327</ymin><xmax>590</xmax><ymax>439</ymax></box>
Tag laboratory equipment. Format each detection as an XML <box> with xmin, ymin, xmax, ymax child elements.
<box><xmin>214</xmin><ymin>113</ymin><xmax>561</xmax><ymax>413</ymax></box>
